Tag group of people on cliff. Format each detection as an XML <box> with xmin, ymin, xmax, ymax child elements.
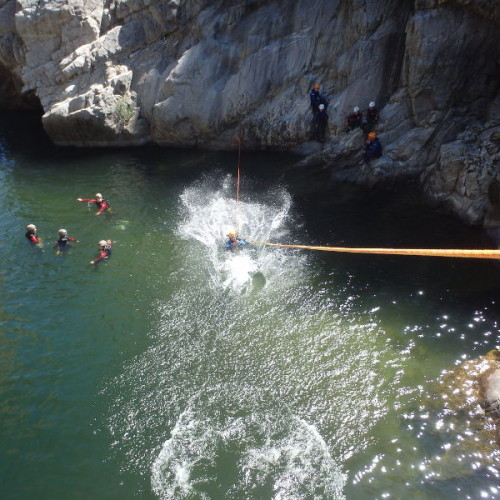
<box><xmin>25</xmin><ymin>193</ymin><xmax>113</xmax><ymax>264</ymax></box>
<box><xmin>309</xmin><ymin>83</ymin><xmax>382</xmax><ymax>166</ymax></box>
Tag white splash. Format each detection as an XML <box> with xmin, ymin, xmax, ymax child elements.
<box><xmin>176</xmin><ymin>173</ymin><xmax>300</xmax><ymax>290</ymax></box>
<box><xmin>151</xmin><ymin>386</ymin><xmax>346</xmax><ymax>499</ymax></box>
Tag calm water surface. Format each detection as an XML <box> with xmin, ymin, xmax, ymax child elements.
<box><xmin>1</xmin><ymin>112</ymin><xmax>500</xmax><ymax>499</ymax></box>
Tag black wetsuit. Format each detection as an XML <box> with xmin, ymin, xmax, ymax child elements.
<box><xmin>55</xmin><ymin>236</ymin><xmax>76</xmax><ymax>251</ymax></box>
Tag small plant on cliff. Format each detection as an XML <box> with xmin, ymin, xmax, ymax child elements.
<box><xmin>114</xmin><ymin>97</ymin><xmax>135</xmax><ymax>130</ymax></box>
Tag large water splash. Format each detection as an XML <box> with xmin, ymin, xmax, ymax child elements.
<box><xmin>176</xmin><ymin>173</ymin><xmax>300</xmax><ymax>290</ymax></box>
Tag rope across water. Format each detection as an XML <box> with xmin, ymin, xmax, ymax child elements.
<box><xmin>233</xmin><ymin>138</ymin><xmax>500</xmax><ymax>260</ymax></box>
<box><xmin>244</xmin><ymin>239</ymin><xmax>500</xmax><ymax>259</ymax></box>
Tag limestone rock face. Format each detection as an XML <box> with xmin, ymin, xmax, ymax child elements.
<box><xmin>0</xmin><ymin>0</ymin><xmax>499</xmax><ymax>224</ymax></box>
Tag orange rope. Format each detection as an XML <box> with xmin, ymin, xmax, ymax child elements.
<box><xmin>235</xmin><ymin>134</ymin><xmax>242</xmax><ymax>234</ymax></box>
<box><xmin>245</xmin><ymin>239</ymin><xmax>500</xmax><ymax>259</ymax></box>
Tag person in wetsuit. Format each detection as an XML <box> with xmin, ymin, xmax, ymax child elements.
<box><xmin>225</xmin><ymin>231</ymin><xmax>248</xmax><ymax>251</ymax></box>
<box><xmin>361</xmin><ymin>101</ymin><xmax>380</xmax><ymax>133</ymax></box>
<box><xmin>309</xmin><ymin>83</ymin><xmax>329</xmax><ymax>140</ymax></box>
<box><xmin>90</xmin><ymin>240</ymin><xmax>112</xmax><ymax>265</ymax></box>
<box><xmin>344</xmin><ymin>106</ymin><xmax>363</xmax><ymax>133</ymax></box>
<box><xmin>309</xmin><ymin>83</ymin><xmax>328</xmax><ymax>115</ymax></box>
<box><xmin>25</xmin><ymin>224</ymin><xmax>41</xmax><ymax>246</ymax></box>
<box><xmin>312</xmin><ymin>104</ymin><xmax>328</xmax><ymax>143</ymax></box>
<box><xmin>361</xmin><ymin>132</ymin><xmax>383</xmax><ymax>165</ymax></box>
<box><xmin>77</xmin><ymin>193</ymin><xmax>110</xmax><ymax>215</ymax></box>
<box><xmin>54</xmin><ymin>229</ymin><xmax>78</xmax><ymax>253</ymax></box>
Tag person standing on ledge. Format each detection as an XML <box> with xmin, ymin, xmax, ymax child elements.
<box><xmin>77</xmin><ymin>193</ymin><xmax>110</xmax><ymax>215</ymax></box>
<box><xmin>90</xmin><ymin>240</ymin><xmax>113</xmax><ymax>264</ymax></box>
<box><xmin>309</xmin><ymin>83</ymin><xmax>329</xmax><ymax>141</ymax></box>
<box><xmin>310</xmin><ymin>83</ymin><xmax>328</xmax><ymax>114</ymax></box>
<box><xmin>361</xmin><ymin>101</ymin><xmax>380</xmax><ymax>133</ymax></box>
<box><xmin>309</xmin><ymin>83</ymin><xmax>327</xmax><ymax>115</ymax></box>
<box><xmin>313</xmin><ymin>104</ymin><xmax>328</xmax><ymax>143</ymax></box>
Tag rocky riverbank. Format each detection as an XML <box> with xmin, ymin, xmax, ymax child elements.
<box><xmin>0</xmin><ymin>0</ymin><xmax>499</xmax><ymax>225</ymax></box>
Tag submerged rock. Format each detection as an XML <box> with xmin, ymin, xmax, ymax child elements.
<box><xmin>479</xmin><ymin>351</ymin><xmax>500</xmax><ymax>426</ymax></box>
<box><xmin>412</xmin><ymin>349</ymin><xmax>500</xmax><ymax>482</ymax></box>
<box><xmin>439</xmin><ymin>349</ymin><xmax>500</xmax><ymax>445</ymax></box>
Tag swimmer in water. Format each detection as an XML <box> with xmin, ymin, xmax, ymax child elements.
<box><xmin>90</xmin><ymin>239</ymin><xmax>112</xmax><ymax>265</ymax></box>
<box><xmin>225</xmin><ymin>230</ymin><xmax>248</xmax><ymax>251</ymax></box>
<box><xmin>77</xmin><ymin>193</ymin><xmax>110</xmax><ymax>215</ymax></box>
<box><xmin>25</xmin><ymin>224</ymin><xmax>42</xmax><ymax>247</ymax></box>
<box><xmin>54</xmin><ymin>229</ymin><xmax>78</xmax><ymax>254</ymax></box>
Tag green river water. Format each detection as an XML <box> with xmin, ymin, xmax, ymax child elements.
<box><xmin>1</xmin><ymin>112</ymin><xmax>500</xmax><ymax>499</ymax></box>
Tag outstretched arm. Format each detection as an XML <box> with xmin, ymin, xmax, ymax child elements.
<box><xmin>90</xmin><ymin>250</ymin><xmax>106</xmax><ymax>264</ymax></box>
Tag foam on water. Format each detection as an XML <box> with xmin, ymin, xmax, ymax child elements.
<box><xmin>151</xmin><ymin>385</ymin><xmax>346</xmax><ymax>499</ymax></box>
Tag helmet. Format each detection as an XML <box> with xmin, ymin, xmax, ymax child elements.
<box><xmin>369</xmin><ymin>101</ymin><xmax>376</xmax><ymax>108</ymax></box>
<box><xmin>313</xmin><ymin>83</ymin><xmax>320</xmax><ymax>90</ymax></box>
<box><xmin>319</xmin><ymin>104</ymin><xmax>325</xmax><ymax>110</ymax></box>
<box><xmin>368</xmin><ymin>132</ymin><xmax>377</xmax><ymax>139</ymax></box>
<box><xmin>95</xmin><ymin>193</ymin><xmax>103</xmax><ymax>199</ymax></box>
<box><xmin>353</xmin><ymin>106</ymin><xmax>360</xmax><ymax>112</ymax></box>
<box><xmin>26</xmin><ymin>224</ymin><xmax>36</xmax><ymax>231</ymax></box>
<box><xmin>228</xmin><ymin>231</ymin><xmax>236</xmax><ymax>238</ymax></box>
<box><xmin>99</xmin><ymin>240</ymin><xmax>108</xmax><ymax>247</ymax></box>
<box><xmin>58</xmin><ymin>229</ymin><xmax>67</xmax><ymax>236</ymax></box>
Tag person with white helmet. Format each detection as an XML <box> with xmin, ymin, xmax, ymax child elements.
<box><xmin>90</xmin><ymin>239</ymin><xmax>113</xmax><ymax>264</ymax></box>
<box><xmin>344</xmin><ymin>106</ymin><xmax>363</xmax><ymax>133</ymax></box>
<box><xmin>25</xmin><ymin>224</ymin><xmax>41</xmax><ymax>245</ymax></box>
<box><xmin>225</xmin><ymin>230</ymin><xmax>248</xmax><ymax>251</ymax></box>
<box><xmin>309</xmin><ymin>83</ymin><xmax>329</xmax><ymax>141</ymax></box>
<box><xmin>312</xmin><ymin>103</ymin><xmax>329</xmax><ymax>143</ymax></box>
<box><xmin>54</xmin><ymin>229</ymin><xmax>78</xmax><ymax>254</ymax></box>
<box><xmin>362</xmin><ymin>101</ymin><xmax>380</xmax><ymax>132</ymax></box>
<box><xmin>77</xmin><ymin>192</ymin><xmax>111</xmax><ymax>215</ymax></box>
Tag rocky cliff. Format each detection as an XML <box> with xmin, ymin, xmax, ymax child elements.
<box><xmin>0</xmin><ymin>0</ymin><xmax>499</xmax><ymax>225</ymax></box>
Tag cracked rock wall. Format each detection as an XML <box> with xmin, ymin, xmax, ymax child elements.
<box><xmin>0</xmin><ymin>0</ymin><xmax>499</xmax><ymax>224</ymax></box>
